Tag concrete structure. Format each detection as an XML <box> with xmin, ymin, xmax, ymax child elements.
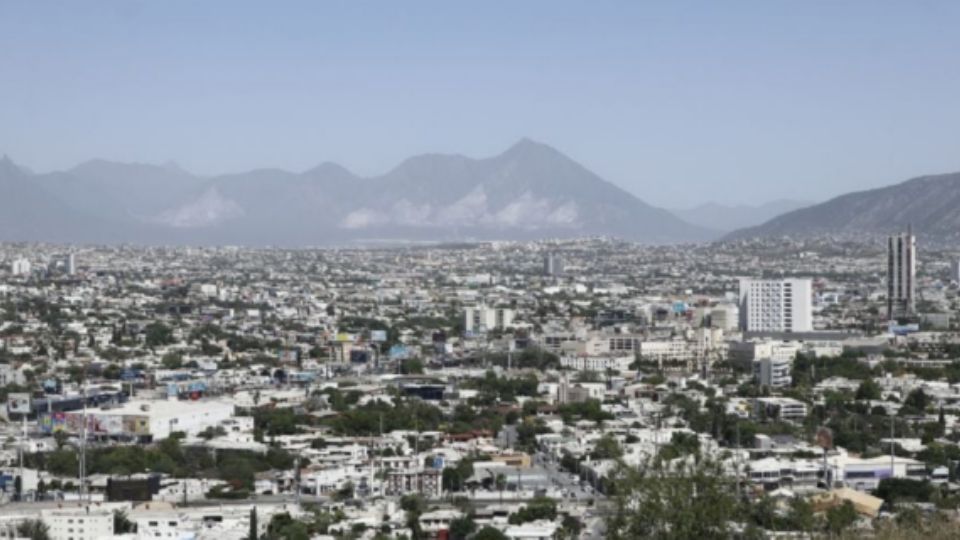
<box><xmin>65</xmin><ymin>253</ymin><xmax>76</xmax><ymax>275</ymax></box>
<box><xmin>739</xmin><ymin>278</ymin><xmax>813</xmax><ymax>333</ymax></box>
<box><xmin>543</xmin><ymin>252</ymin><xmax>563</xmax><ymax>276</ymax></box>
<box><xmin>753</xmin><ymin>357</ymin><xmax>793</xmax><ymax>388</ymax></box>
<box><xmin>10</xmin><ymin>258</ymin><xmax>30</xmax><ymax>276</ymax></box>
<box><xmin>637</xmin><ymin>340</ymin><xmax>699</xmax><ymax>367</ymax></box>
<box><xmin>755</xmin><ymin>397</ymin><xmax>807</xmax><ymax>420</ymax></box>
<box><xmin>559</xmin><ymin>355</ymin><xmax>632</xmax><ymax>372</ymax></box>
<box><xmin>465</xmin><ymin>305</ymin><xmax>515</xmax><ymax>334</ymax></box>
<box><xmin>46</xmin><ymin>399</ymin><xmax>234</xmax><ymax>440</ymax></box>
<box><xmin>41</xmin><ymin>506</ymin><xmax>114</xmax><ymax>540</ymax></box>
<box><xmin>386</xmin><ymin>468</ymin><xmax>442</xmax><ymax>498</ymax></box>
<box><xmin>887</xmin><ymin>230</ymin><xmax>916</xmax><ymax>320</ymax></box>
<box><xmin>828</xmin><ymin>453</ymin><xmax>927</xmax><ymax>491</ymax></box>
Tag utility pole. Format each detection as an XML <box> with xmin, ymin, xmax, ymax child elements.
<box><xmin>414</xmin><ymin>414</ymin><xmax>421</xmax><ymax>496</ymax></box>
<box><xmin>80</xmin><ymin>384</ymin><xmax>87</xmax><ymax>502</ymax></box>
<box><xmin>378</xmin><ymin>413</ymin><xmax>384</xmax><ymax>497</ymax></box>
<box><xmin>294</xmin><ymin>455</ymin><xmax>301</xmax><ymax>506</ymax></box>
<box><xmin>890</xmin><ymin>413</ymin><xmax>895</xmax><ymax>477</ymax></box>
<box><xmin>735</xmin><ymin>421</ymin><xmax>741</xmax><ymax>498</ymax></box>
<box><xmin>18</xmin><ymin>416</ymin><xmax>25</xmax><ymax>500</ymax></box>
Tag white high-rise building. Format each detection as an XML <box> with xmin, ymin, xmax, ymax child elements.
<box><xmin>887</xmin><ymin>231</ymin><xmax>916</xmax><ymax>320</ymax></box>
<box><xmin>65</xmin><ymin>253</ymin><xmax>76</xmax><ymax>275</ymax></box>
<box><xmin>10</xmin><ymin>257</ymin><xmax>31</xmax><ymax>276</ymax></box>
<box><xmin>543</xmin><ymin>252</ymin><xmax>564</xmax><ymax>276</ymax></box>
<box><xmin>464</xmin><ymin>305</ymin><xmax>515</xmax><ymax>335</ymax></box>
<box><xmin>738</xmin><ymin>278</ymin><xmax>813</xmax><ymax>333</ymax></box>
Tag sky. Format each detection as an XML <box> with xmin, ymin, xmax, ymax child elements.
<box><xmin>2</xmin><ymin>1</ymin><xmax>960</xmax><ymax>208</ymax></box>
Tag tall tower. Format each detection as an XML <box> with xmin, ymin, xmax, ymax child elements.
<box><xmin>543</xmin><ymin>252</ymin><xmax>563</xmax><ymax>276</ymax></box>
<box><xmin>887</xmin><ymin>228</ymin><xmax>916</xmax><ymax>320</ymax></box>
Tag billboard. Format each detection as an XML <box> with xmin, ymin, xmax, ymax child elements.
<box><xmin>389</xmin><ymin>345</ymin><xmax>411</xmax><ymax>360</ymax></box>
<box><xmin>370</xmin><ymin>330</ymin><xmax>388</xmax><ymax>342</ymax></box>
<box><xmin>6</xmin><ymin>393</ymin><xmax>31</xmax><ymax>414</ymax></box>
<box><xmin>95</xmin><ymin>414</ymin><xmax>124</xmax><ymax>435</ymax></box>
<box><xmin>122</xmin><ymin>415</ymin><xmax>150</xmax><ymax>435</ymax></box>
<box><xmin>39</xmin><ymin>412</ymin><xmax>67</xmax><ymax>433</ymax></box>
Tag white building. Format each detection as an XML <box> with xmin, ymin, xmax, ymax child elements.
<box><xmin>10</xmin><ymin>258</ymin><xmax>30</xmax><ymax>276</ymax></box>
<box><xmin>465</xmin><ymin>305</ymin><xmax>515</xmax><ymax>334</ymax></box>
<box><xmin>755</xmin><ymin>396</ymin><xmax>807</xmax><ymax>420</ymax></box>
<box><xmin>56</xmin><ymin>399</ymin><xmax>235</xmax><ymax>440</ymax></box>
<box><xmin>753</xmin><ymin>357</ymin><xmax>793</xmax><ymax>388</ymax></box>
<box><xmin>41</xmin><ymin>506</ymin><xmax>114</xmax><ymax>540</ymax></box>
<box><xmin>739</xmin><ymin>278</ymin><xmax>813</xmax><ymax>333</ymax></box>
<box><xmin>828</xmin><ymin>453</ymin><xmax>927</xmax><ymax>491</ymax></box>
<box><xmin>505</xmin><ymin>520</ymin><xmax>559</xmax><ymax>540</ymax></box>
<box><xmin>559</xmin><ymin>355</ymin><xmax>632</xmax><ymax>372</ymax></box>
<box><xmin>638</xmin><ymin>340</ymin><xmax>699</xmax><ymax>367</ymax></box>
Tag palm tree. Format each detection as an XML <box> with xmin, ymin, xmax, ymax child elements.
<box><xmin>495</xmin><ymin>473</ymin><xmax>506</xmax><ymax>505</ymax></box>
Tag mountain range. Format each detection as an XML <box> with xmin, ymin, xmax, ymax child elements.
<box><xmin>669</xmin><ymin>200</ymin><xmax>812</xmax><ymax>233</ymax></box>
<box><xmin>726</xmin><ymin>172</ymin><xmax>960</xmax><ymax>241</ymax></box>
<box><xmin>0</xmin><ymin>140</ymin><xmax>715</xmax><ymax>246</ymax></box>
<box><xmin>7</xmin><ymin>141</ymin><xmax>959</xmax><ymax>247</ymax></box>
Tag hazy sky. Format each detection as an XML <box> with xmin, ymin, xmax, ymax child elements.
<box><xmin>2</xmin><ymin>1</ymin><xmax>960</xmax><ymax>207</ymax></box>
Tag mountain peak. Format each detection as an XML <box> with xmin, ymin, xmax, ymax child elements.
<box><xmin>0</xmin><ymin>154</ymin><xmax>24</xmax><ymax>176</ymax></box>
<box><xmin>503</xmin><ymin>137</ymin><xmax>556</xmax><ymax>156</ymax></box>
<box><xmin>303</xmin><ymin>161</ymin><xmax>356</xmax><ymax>179</ymax></box>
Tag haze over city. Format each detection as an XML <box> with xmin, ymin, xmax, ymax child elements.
<box><xmin>4</xmin><ymin>1</ymin><xmax>960</xmax><ymax>207</ymax></box>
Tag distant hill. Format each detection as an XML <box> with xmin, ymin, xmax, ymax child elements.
<box><xmin>670</xmin><ymin>199</ymin><xmax>812</xmax><ymax>232</ymax></box>
<box><xmin>726</xmin><ymin>172</ymin><xmax>960</xmax><ymax>241</ymax></box>
<box><xmin>0</xmin><ymin>140</ymin><xmax>714</xmax><ymax>246</ymax></box>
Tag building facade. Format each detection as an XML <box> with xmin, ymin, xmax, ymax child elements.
<box><xmin>739</xmin><ymin>278</ymin><xmax>813</xmax><ymax>333</ymax></box>
<box><xmin>464</xmin><ymin>305</ymin><xmax>515</xmax><ymax>334</ymax></box>
<box><xmin>887</xmin><ymin>231</ymin><xmax>916</xmax><ymax>320</ymax></box>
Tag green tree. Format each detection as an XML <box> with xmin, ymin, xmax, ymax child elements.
<box><xmin>607</xmin><ymin>458</ymin><xmax>737</xmax><ymax>539</ymax></box>
<box><xmin>785</xmin><ymin>497</ymin><xmax>816</xmax><ymax>533</ymax></box>
<box><xmin>855</xmin><ymin>378</ymin><xmax>881</xmax><ymax>401</ymax></box>
<box><xmin>264</xmin><ymin>512</ymin><xmax>309</xmax><ymax>540</ymax></box>
<box><xmin>16</xmin><ymin>520</ymin><xmax>50</xmax><ymax>540</ymax></box>
<box><xmin>247</xmin><ymin>507</ymin><xmax>258</xmax><ymax>540</ymax></box>
<box><xmin>508</xmin><ymin>496</ymin><xmax>557</xmax><ymax>524</ymax></box>
<box><xmin>161</xmin><ymin>352</ymin><xmax>183</xmax><ymax>370</ymax></box>
<box><xmin>558</xmin><ymin>515</ymin><xmax>583</xmax><ymax>540</ymax></box>
<box><xmin>590</xmin><ymin>434</ymin><xmax>623</xmax><ymax>460</ymax></box>
<box><xmin>113</xmin><ymin>510</ymin><xmax>136</xmax><ymax>534</ymax></box>
<box><xmin>400</xmin><ymin>358</ymin><xmax>425</xmax><ymax>375</ymax></box>
<box><xmin>904</xmin><ymin>389</ymin><xmax>930</xmax><ymax>412</ymax></box>
<box><xmin>473</xmin><ymin>526</ymin><xmax>508</xmax><ymax>540</ymax></box>
<box><xmin>400</xmin><ymin>494</ymin><xmax>427</xmax><ymax>539</ymax></box>
<box><xmin>495</xmin><ymin>473</ymin><xmax>507</xmax><ymax>505</ymax></box>
<box><xmin>145</xmin><ymin>322</ymin><xmax>175</xmax><ymax>348</ymax></box>
<box><xmin>449</xmin><ymin>516</ymin><xmax>477</xmax><ymax>540</ymax></box>
<box><xmin>825</xmin><ymin>501</ymin><xmax>858</xmax><ymax>535</ymax></box>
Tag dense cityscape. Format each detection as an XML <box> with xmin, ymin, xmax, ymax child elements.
<box><xmin>7</xmin><ymin>2</ymin><xmax>960</xmax><ymax>539</ymax></box>
<box><xmin>0</xmin><ymin>234</ymin><xmax>957</xmax><ymax>538</ymax></box>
